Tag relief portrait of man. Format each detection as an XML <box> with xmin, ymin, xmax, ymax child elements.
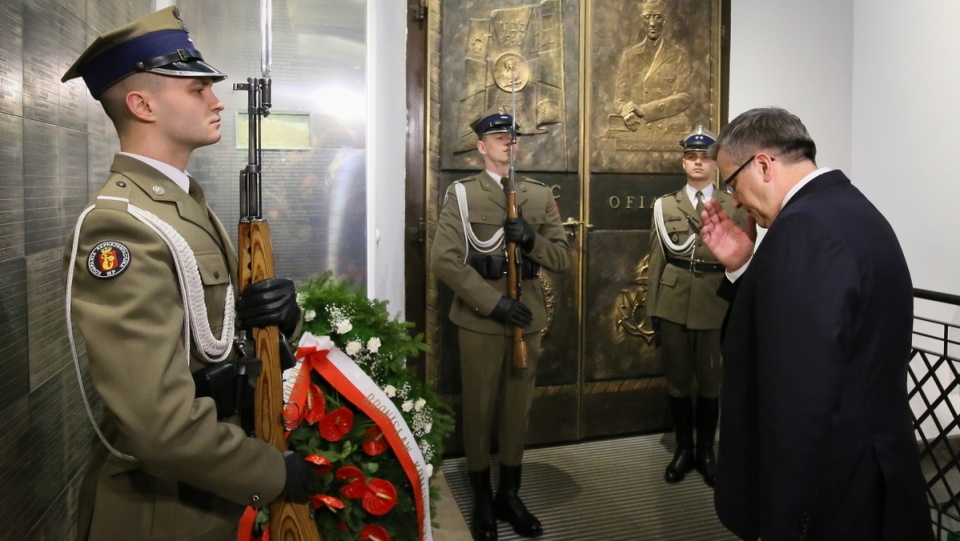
<box><xmin>612</xmin><ymin>0</ymin><xmax>692</xmax><ymax>137</ymax></box>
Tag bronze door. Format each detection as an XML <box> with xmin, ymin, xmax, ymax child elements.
<box><xmin>425</xmin><ymin>0</ymin><xmax>725</xmax><ymax>450</ymax></box>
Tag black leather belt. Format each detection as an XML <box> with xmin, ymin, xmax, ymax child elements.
<box><xmin>666</xmin><ymin>256</ymin><xmax>725</xmax><ymax>274</ymax></box>
<box><xmin>467</xmin><ymin>254</ymin><xmax>541</xmax><ymax>280</ymax></box>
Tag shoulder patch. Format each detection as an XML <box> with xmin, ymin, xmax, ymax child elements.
<box><xmin>87</xmin><ymin>241</ymin><xmax>131</xmax><ymax>279</ymax></box>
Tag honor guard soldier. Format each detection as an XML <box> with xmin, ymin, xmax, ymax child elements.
<box><xmin>431</xmin><ymin>110</ymin><xmax>571</xmax><ymax>540</ymax></box>
<box><xmin>61</xmin><ymin>8</ymin><xmax>312</xmax><ymax>541</ymax></box>
<box><xmin>646</xmin><ymin>126</ymin><xmax>747</xmax><ymax>487</ymax></box>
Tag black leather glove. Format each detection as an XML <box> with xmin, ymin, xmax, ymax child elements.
<box><xmin>280</xmin><ymin>451</ymin><xmax>319</xmax><ymax>503</ymax></box>
<box><xmin>490</xmin><ymin>296</ymin><xmax>533</xmax><ymax>328</ymax></box>
<box><xmin>237</xmin><ymin>277</ymin><xmax>300</xmax><ymax>337</ymax></box>
<box><xmin>504</xmin><ymin>209</ymin><xmax>536</xmax><ymax>252</ymax></box>
<box><xmin>651</xmin><ymin>316</ymin><xmax>662</xmax><ymax>347</ymax></box>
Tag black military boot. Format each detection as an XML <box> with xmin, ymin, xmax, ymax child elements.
<box><xmin>665</xmin><ymin>396</ymin><xmax>695</xmax><ymax>483</ymax></box>
<box><xmin>695</xmin><ymin>396</ymin><xmax>720</xmax><ymax>487</ymax></box>
<box><xmin>493</xmin><ymin>464</ymin><xmax>543</xmax><ymax>538</ymax></box>
<box><xmin>469</xmin><ymin>469</ymin><xmax>498</xmax><ymax>541</ymax></box>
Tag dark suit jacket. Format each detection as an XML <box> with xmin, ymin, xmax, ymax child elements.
<box><xmin>714</xmin><ymin>170</ymin><xmax>931</xmax><ymax>540</ymax></box>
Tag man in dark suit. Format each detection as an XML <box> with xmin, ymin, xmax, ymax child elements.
<box><xmin>699</xmin><ymin>107</ymin><xmax>932</xmax><ymax>540</ymax></box>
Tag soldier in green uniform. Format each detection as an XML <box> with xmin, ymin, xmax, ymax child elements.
<box><xmin>61</xmin><ymin>8</ymin><xmax>312</xmax><ymax>541</ymax></box>
<box><xmin>431</xmin><ymin>111</ymin><xmax>570</xmax><ymax>540</ymax></box>
<box><xmin>647</xmin><ymin>126</ymin><xmax>747</xmax><ymax>487</ymax></box>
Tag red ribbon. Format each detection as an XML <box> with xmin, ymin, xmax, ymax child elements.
<box><xmin>236</xmin><ymin>506</ymin><xmax>258</xmax><ymax>541</ymax></box>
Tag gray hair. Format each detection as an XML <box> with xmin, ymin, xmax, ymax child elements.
<box><xmin>708</xmin><ymin>107</ymin><xmax>817</xmax><ymax>165</ymax></box>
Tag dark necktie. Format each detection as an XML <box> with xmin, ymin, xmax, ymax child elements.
<box><xmin>695</xmin><ymin>191</ymin><xmax>705</xmax><ymax>213</ymax></box>
<box><xmin>188</xmin><ymin>176</ymin><xmax>207</xmax><ymax>208</ymax></box>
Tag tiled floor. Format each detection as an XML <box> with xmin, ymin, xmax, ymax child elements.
<box><xmin>432</xmin><ymin>470</ymin><xmax>473</xmax><ymax>540</ymax></box>
<box><xmin>439</xmin><ymin>433</ymin><xmax>736</xmax><ymax>541</ymax></box>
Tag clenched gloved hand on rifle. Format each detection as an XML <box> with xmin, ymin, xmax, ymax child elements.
<box><xmin>237</xmin><ymin>277</ymin><xmax>301</xmax><ymax>338</ymax></box>
<box><xmin>279</xmin><ymin>450</ymin><xmax>320</xmax><ymax>504</ymax></box>
<box><xmin>490</xmin><ymin>296</ymin><xmax>533</xmax><ymax>328</ymax></box>
<box><xmin>503</xmin><ymin>208</ymin><xmax>536</xmax><ymax>253</ymax></box>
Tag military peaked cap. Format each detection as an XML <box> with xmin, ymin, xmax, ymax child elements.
<box><xmin>680</xmin><ymin>125</ymin><xmax>717</xmax><ymax>152</ymax></box>
<box><xmin>62</xmin><ymin>6</ymin><xmax>226</xmax><ymax>99</ymax></box>
<box><xmin>471</xmin><ymin>109</ymin><xmax>520</xmax><ymax>138</ymax></box>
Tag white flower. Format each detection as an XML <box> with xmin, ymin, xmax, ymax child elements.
<box><xmin>425</xmin><ymin>422</ymin><xmax>432</xmax><ymax>434</ymax></box>
<box><xmin>304</xmin><ymin>309</ymin><xmax>316</xmax><ymax>322</ymax></box>
<box><xmin>402</xmin><ymin>400</ymin><xmax>414</xmax><ymax>412</ymax></box>
<box><xmin>419</xmin><ymin>440</ymin><xmax>435</xmax><ymax>462</ymax></box>
<box><xmin>367</xmin><ymin>337</ymin><xmax>381</xmax><ymax>353</ymax></box>
<box><xmin>414</xmin><ymin>398</ymin><xmax>427</xmax><ymax>411</ymax></box>
<box><xmin>384</xmin><ymin>385</ymin><xmax>397</xmax><ymax>397</ymax></box>
<box><xmin>425</xmin><ymin>464</ymin><xmax>434</xmax><ymax>478</ymax></box>
<box><xmin>345</xmin><ymin>341</ymin><xmax>362</xmax><ymax>356</ymax></box>
<box><xmin>335</xmin><ymin>319</ymin><xmax>353</xmax><ymax>334</ymax></box>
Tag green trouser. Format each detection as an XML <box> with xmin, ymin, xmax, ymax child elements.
<box><xmin>459</xmin><ymin>328</ymin><xmax>541</xmax><ymax>472</ymax></box>
<box><xmin>660</xmin><ymin>319</ymin><xmax>722</xmax><ymax>398</ymax></box>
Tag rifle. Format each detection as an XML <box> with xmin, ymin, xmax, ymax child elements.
<box><xmin>235</xmin><ymin>1</ymin><xmax>321</xmax><ymax>539</ymax></box>
<box><xmin>504</xmin><ymin>71</ymin><xmax>528</xmax><ymax>370</ymax></box>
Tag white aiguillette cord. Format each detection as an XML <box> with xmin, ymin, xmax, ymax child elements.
<box><xmin>455</xmin><ymin>181</ymin><xmax>505</xmax><ymax>263</ymax></box>
<box><xmin>65</xmin><ymin>197</ymin><xmax>236</xmax><ymax>461</ymax></box>
<box><xmin>653</xmin><ymin>197</ymin><xmax>696</xmax><ymax>258</ymax></box>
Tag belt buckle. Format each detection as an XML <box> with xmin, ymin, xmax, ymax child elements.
<box><xmin>691</xmin><ymin>258</ymin><xmax>704</xmax><ymax>276</ymax></box>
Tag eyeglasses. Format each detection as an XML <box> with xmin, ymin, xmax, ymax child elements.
<box><xmin>720</xmin><ymin>155</ymin><xmax>774</xmax><ymax>195</ymax></box>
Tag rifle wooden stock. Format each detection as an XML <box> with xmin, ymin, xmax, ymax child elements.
<box><xmin>505</xmin><ymin>191</ymin><xmax>528</xmax><ymax>370</ymax></box>
<box><xmin>239</xmin><ymin>220</ymin><xmax>321</xmax><ymax>541</ymax></box>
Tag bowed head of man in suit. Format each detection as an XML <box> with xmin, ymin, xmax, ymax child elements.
<box><xmin>698</xmin><ymin>107</ymin><xmax>932</xmax><ymax>541</ymax></box>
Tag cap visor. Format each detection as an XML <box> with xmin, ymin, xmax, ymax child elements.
<box><xmin>151</xmin><ymin>59</ymin><xmax>226</xmax><ymax>81</ymax></box>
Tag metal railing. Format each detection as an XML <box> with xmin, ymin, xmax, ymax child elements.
<box><xmin>909</xmin><ymin>288</ymin><xmax>960</xmax><ymax>538</ymax></box>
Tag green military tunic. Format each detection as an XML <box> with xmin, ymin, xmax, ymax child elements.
<box><xmin>647</xmin><ymin>187</ymin><xmax>747</xmax><ymax>397</ymax></box>
<box><xmin>65</xmin><ymin>155</ymin><xmax>285</xmax><ymax>541</ymax></box>
<box><xmin>431</xmin><ymin>171</ymin><xmax>570</xmax><ymax>470</ymax></box>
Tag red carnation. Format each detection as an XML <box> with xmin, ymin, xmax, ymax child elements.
<box><xmin>360</xmin><ymin>524</ymin><xmax>391</xmax><ymax>541</ymax></box>
<box><xmin>362</xmin><ymin>479</ymin><xmax>398</xmax><ymax>515</ymax></box>
<box><xmin>319</xmin><ymin>407</ymin><xmax>354</xmax><ymax>442</ymax></box>
<box><xmin>336</xmin><ymin>465</ymin><xmax>366</xmax><ymax>499</ymax></box>
<box><xmin>362</xmin><ymin>426</ymin><xmax>388</xmax><ymax>456</ymax></box>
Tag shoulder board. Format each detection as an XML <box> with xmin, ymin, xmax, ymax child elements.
<box><xmin>94</xmin><ymin>175</ymin><xmax>133</xmax><ymax>211</ymax></box>
<box><xmin>520</xmin><ymin>176</ymin><xmax>546</xmax><ymax>186</ymax></box>
<box><xmin>655</xmin><ymin>193</ymin><xmax>673</xmax><ymax>204</ymax></box>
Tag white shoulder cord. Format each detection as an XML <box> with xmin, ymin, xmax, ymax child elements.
<box><xmin>65</xmin><ymin>196</ymin><xmax>235</xmax><ymax>461</ymax></box>
<box><xmin>126</xmin><ymin>204</ymin><xmax>235</xmax><ymax>363</ymax></box>
<box><xmin>66</xmin><ymin>204</ymin><xmax>137</xmax><ymax>461</ymax></box>
<box><xmin>653</xmin><ymin>197</ymin><xmax>696</xmax><ymax>257</ymax></box>
<box><xmin>454</xmin><ymin>181</ymin><xmax>504</xmax><ymax>263</ymax></box>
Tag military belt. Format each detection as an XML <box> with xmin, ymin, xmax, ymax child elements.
<box><xmin>666</xmin><ymin>256</ymin><xmax>725</xmax><ymax>274</ymax></box>
<box><xmin>467</xmin><ymin>254</ymin><xmax>541</xmax><ymax>280</ymax></box>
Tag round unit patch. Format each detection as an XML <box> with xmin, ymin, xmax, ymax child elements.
<box><xmin>87</xmin><ymin>241</ymin><xmax>131</xmax><ymax>279</ymax></box>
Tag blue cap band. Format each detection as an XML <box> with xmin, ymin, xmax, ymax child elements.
<box><xmin>81</xmin><ymin>29</ymin><xmax>194</xmax><ymax>98</ymax></box>
<box><xmin>474</xmin><ymin>113</ymin><xmax>514</xmax><ymax>137</ymax></box>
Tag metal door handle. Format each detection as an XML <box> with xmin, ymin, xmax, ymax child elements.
<box><xmin>561</xmin><ymin>217</ymin><xmax>592</xmax><ymax>238</ymax></box>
